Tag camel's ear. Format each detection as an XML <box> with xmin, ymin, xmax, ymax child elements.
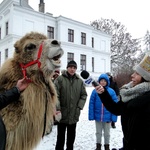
<box><xmin>14</xmin><ymin>41</ymin><xmax>20</xmax><ymax>53</ymax></box>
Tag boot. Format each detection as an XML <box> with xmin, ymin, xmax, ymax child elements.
<box><xmin>95</xmin><ymin>143</ymin><xmax>101</xmax><ymax>150</ymax></box>
<box><xmin>111</xmin><ymin>122</ymin><xmax>116</xmax><ymax>128</ymax></box>
<box><xmin>104</xmin><ymin>144</ymin><xmax>110</xmax><ymax>150</ymax></box>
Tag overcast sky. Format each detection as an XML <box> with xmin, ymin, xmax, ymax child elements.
<box><xmin>1</xmin><ymin>0</ymin><xmax>150</xmax><ymax>39</ymax></box>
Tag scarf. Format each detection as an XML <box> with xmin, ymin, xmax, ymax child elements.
<box><xmin>120</xmin><ymin>82</ymin><xmax>150</xmax><ymax>102</ymax></box>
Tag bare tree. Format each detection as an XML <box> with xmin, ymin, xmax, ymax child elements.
<box><xmin>91</xmin><ymin>18</ymin><xmax>142</xmax><ymax>86</ymax></box>
<box><xmin>144</xmin><ymin>30</ymin><xmax>150</xmax><ymax>51</ymax></box>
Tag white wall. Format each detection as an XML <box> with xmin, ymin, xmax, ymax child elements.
<box><xmin>0</xmin><ymin>0</ymin><xmax>111</xmax><ymax>78</ymax></box>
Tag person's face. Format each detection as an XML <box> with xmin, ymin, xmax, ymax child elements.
<box><xmin>131</xmin><ymin>72</ymin><xmax>143</xmax><ymax>87</ymax></box>
<box><xmin>99</xmin><ymin>79</ymin><xmax>107</xmax><ymax>87</ymax></box>
<box><xmin>67</xmin><ymin>66</ymin><xmax>77</xmax><ymax>76</ymax></box>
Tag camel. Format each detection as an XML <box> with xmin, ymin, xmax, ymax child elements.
<box><xmin>0</xmin><ymin>32</ymin><xmax>64</xmax><ymax>150</ymax></box>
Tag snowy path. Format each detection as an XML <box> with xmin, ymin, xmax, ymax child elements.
<box><xmin>35</xmin><ymin>87</ymin><xmax>123</xmax><ymax>150</ymax></box>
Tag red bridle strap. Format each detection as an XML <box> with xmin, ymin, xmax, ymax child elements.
<box><xmin>20</xmin><ymin>42</ymin><xmax>43</xmax><ymax>79</ymax></box>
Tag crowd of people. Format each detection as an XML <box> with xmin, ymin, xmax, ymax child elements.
<box><xmin>52</xmin><ymin>60</ymin><xmax>120</xmax><ymax>150</ymax></box>
<box><xmin>1</xmin><ymin>52</ymin><xmax>150</xmax><ymax>150</ymax></box>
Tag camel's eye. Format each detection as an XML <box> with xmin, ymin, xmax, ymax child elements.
<box><xmin>25</xmin><ymin>43</ymin><xmax>36</xmax><ymax>51</ymax></box>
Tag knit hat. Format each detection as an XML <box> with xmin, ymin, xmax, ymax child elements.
<box><xmin>67</xmin><ymin>60</ymin><xmax>77</xmax><ymax>68</ymax></box>
<box><xmin>135</xmin><ymin>53</ymin><xmax>150</xmax><ymax>81</ymax></box>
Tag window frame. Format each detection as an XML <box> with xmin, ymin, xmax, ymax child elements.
<box><xmin>80</xmin><ymin>54</ymin><xmax>86</xmax><ymax>70</ymax></box>
<box><xmin>6</xmin><ymin>22</ymin><xmax>8</xmax><ymax>35</ymax></box>
<box><xmin>67</xmin><ymin>52</ymin><xmax>74</xmax><ymax>63</ymax></box>
<box><xmin>47</xmin><ymin>26</ymin><xmax>54</xmax><ymax>39</ymax></box>
<box><xmin>68</xmin><ymin>29</ymin><xmax>74</xmax><ymax>42</ymax></box>
<box><xmin>5</xmin><ymin>48</ymin><xmax>8</xmax><ymax>60</ymax></box>
<box><xmin>81</xmin><ymin>32</ymin><xmax>86</xmax><ymax>45</ymax></box>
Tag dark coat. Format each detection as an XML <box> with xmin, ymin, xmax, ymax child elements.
<box><xmin>0</xmin><ymin>87</ymin><xmax>20</xmax><ymax>150</ymax></box>
<box><xmin>99</xmin><ymin>89</ymin><xmax>150</xmax><ymax>150</ymax></box>
<box><xmin>54</xmin><ymin>70</ymin><xmax>87</xmax><ymax>124</ymax></box>
<box><xmin>109</xmin><ymin>76</ymin><xmax>120</xmax><ymax>96</ymax></box>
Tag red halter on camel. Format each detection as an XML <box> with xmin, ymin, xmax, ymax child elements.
<box><xmin>20</xmin><ymin>42</ymin><xmax>43</xmax><ymax>81</ymax></box>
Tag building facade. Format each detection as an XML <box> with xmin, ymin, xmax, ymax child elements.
<box><xmin>0</xmin><ymin>0</ymin><xmax>111</xmax><ymax>78</ymax></box>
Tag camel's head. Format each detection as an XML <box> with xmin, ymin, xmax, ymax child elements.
<box><xmin>13</xmin><ymin>32</ymin><xmax>64</xmax><ymax>78</ymax></box>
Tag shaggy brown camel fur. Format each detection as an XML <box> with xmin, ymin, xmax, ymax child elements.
<box><xmin>0</xmin><ymin>32</ymin><xmax>64</xmax><ymax>150</ymax></box>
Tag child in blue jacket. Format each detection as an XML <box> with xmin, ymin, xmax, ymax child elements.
<box><xmin>88</xmin><ymin>73</ymin><xmax>118</xmax><ymax>150</ymax></box>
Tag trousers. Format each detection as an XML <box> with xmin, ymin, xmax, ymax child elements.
<box><xmin>55</xmin><ymin>123</ymin><xmax>77</xmax><ymax>150</ymax></box>
<box><xmin>95</xmin><ymin>121</ymin><xmax>111</xmax><ymax>144</ymax></box>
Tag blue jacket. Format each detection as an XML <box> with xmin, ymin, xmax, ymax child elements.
<box><xmin>88</xmin><ymin>73</ymin><xmax>118</xmax><ymax>122</ymax></box>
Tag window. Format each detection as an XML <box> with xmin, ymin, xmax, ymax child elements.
<box><xmin>80</xmin><ymin>54</ymin><xmax>86</xmax><ymax>70</ymax></box>
<box><xmin>67</xmin><ymin>52</ymin><xmax>74</xmax><ymax>63</ymax></box>
<box><xmin>92</xmin><ymin>37</ymin><xmax>94</xmax><ymax>48</ymax></box>
<box><xmin>47</xmin><ymin>26</ymin><xmax>54</xmax><ymax>39</ymax></box>
<box><xmin>0</xmin><ymin>27</ymin><xmax>1</xmax><ymax>39</ymax></box>
<box><xmin>92</xmin><ymin>57</ymin><xmax>94</xmax><ymax>72</ymax></box>
<box><xmin>5</xmin><ymin>49</ymin><xmax>8</xmax><ymax>60</ymax></box>
<box><xmin>68</xmin><ymin>29</ymin><xmax>74</xmax><ymax>42</ymax></box>
<box><xmin>81</xmin><ymin>32</ymin><xmax>86</xmax><ymax>45</ymax></box>
<box><xmin>6</xmin><ymin>22</ymin><xmax>8</xmax><ymax>35</ymax></box>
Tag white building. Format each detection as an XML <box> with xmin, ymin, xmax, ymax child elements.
<box><xmin>0</xmin><ymin>0</ymin><xmax>111</xmax><ymax>79</ymax></box>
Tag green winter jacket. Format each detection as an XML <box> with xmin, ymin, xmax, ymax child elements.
<box><xmin>54</xmin><ymin>70</ymin><xmax>87</xmax><ymax>124</ymax></box>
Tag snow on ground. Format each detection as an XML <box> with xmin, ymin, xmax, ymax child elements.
<box><xmin>35</xmin><ymin>87</ymin><xmax>123</xmax><ymax>150</ymax></box>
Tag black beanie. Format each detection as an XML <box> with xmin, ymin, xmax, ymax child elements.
<box><xmin>67</xmin><ymin>60</ymin><xmax>77</xmax><ymax>68</ymax></box>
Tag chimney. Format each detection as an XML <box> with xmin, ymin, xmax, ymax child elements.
<box><xmin>39</xmin><ymin>0</ymin><xmax>45</xmax><ymax>13</ymax></box>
